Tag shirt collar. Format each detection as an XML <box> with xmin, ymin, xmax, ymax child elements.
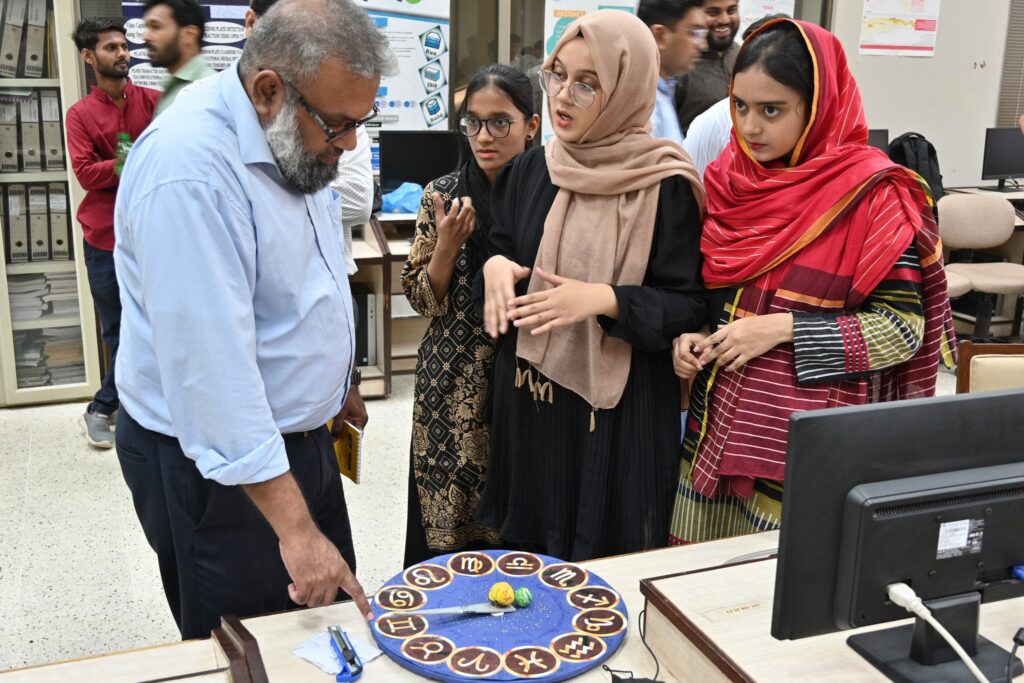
<box><xmin>89</xmin><ymin>79</ymin><xmax>138</xmax><ymax>104</ymax></box>
<box><xmin>174</xmin><ymin>54</ymin><xmax>213</xmax><ymax>83</ymax></box>
<box><xmin>221</xmin><ymin>61</ymin><xmax>277</xmax><ymax>167</ymax></box>
<box><xmin>658</xmin><ymin>76</ymin><xmax>677</xmax><ymax>94</ymax></box>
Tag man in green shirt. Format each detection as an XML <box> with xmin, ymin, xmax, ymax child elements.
<box><xmin>143</xmin><ymin>0</ymin><xmax>215</xmax><ymax>115</ymax></box>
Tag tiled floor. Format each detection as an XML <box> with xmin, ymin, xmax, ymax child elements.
<box><xmin>0</xmin><ymin>369</ymin><xmax>957</xmax><ymax>672</ymax></box>
<box><xmin>0</xmin><ymin>374</ymin><xmax>416</xmax><ymax>673</ymax></box>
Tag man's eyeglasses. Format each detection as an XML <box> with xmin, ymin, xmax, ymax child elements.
<box><xmin>280</xmin><ymin>77</ymin><xmax>378</xmax><ymax>143</ymax></box>
<box><xmin>686</xmin><ymin>27</ymin><xmax>709</xmax><ymax>42</ymax></box>
<box><xmin>538</xmin><ymin>69</ymin><xmax>596</xmax><ymax>109</ymax></box>
<box><xmin>459</xmin><ymin>116</ymin><xmax>521</xmax><ymax>139</ymax></box>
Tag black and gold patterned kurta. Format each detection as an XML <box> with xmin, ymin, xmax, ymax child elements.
<box><xmin>402</xmin><ymin>172</ymin><xmax>500</xmax><ymax>560</ymax></box>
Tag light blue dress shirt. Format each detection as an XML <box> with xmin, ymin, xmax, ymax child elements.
<box><xmin>652</xmin><ymin>76</ymin><xmax>685</xmax><ymax>145</ymax></box>
<box><xmin>114</xmin><ymin>63</ymin><xmax>354</xmax><ymax>486</ymax></box>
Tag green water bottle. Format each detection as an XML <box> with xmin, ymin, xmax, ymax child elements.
<box><xmin>114</xmin><ymin>133</ymin><xmax>132</xmax><ymax>176</ymax></box>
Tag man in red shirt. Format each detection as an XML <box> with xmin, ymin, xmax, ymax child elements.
<box><xmin>67</xmin><ymin>18</ymin><xmax>160</xmax><ymax>448</ymax></box>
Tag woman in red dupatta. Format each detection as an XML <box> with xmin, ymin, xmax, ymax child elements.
<box><xmin>668</xmin><ymin>18</ymin><xmax>956</xmax><ymax>544</ymax></box>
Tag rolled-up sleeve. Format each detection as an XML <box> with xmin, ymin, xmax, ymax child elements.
<box><xmin>126</xmin><ymin>179</ymin><xmax>288</xmax><ymax>485</ymax></box>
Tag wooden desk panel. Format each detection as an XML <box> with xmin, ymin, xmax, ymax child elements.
<box><xmin>0</xmin><ymin>640</ymin><xmax>227</xmax><ymax>682</ymax></box>
<box><xmin>643</xmin><ymin>557</ymin><xmax>1024</xmax><ymax>682</ymax></box>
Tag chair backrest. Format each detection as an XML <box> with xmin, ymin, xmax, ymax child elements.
<box><xmin>937</xmin><ymin>194</ymin><xmax>1015</xmax><ymax>250</ymax></box>
<box><xmin>956</xmin><ymin>341</ymin><xmax>1024</xmax><ymax>393</ymax></box>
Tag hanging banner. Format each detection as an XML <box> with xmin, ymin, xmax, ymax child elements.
<box><xmin>121</xmin><ymin>1</ymin><xmax>248</xmax><ymax>90</ymax></box>
<box><xmin>859</xmin><ymin>0</ymin><xmax>941</xmax><ymax>57</ymax></box>
<box><xmin>739</xmin><ymin>0</ymin><xmax>796</xmax><ymax>36</ymax></box>
<box><xmin>540</xmin><ymin>1</ymin><xmax>635</xmax><ymax>141</ymax></box>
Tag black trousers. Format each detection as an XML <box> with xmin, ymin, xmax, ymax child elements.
<box><xmin>83</xmin><ymin>241</ymin><xmax>121</xmax><ymax>415</ymax></box>
<box><xmin>116</xmin><ymin>410</ymin><xmax>356</xmax><ymax>640</ymax></box>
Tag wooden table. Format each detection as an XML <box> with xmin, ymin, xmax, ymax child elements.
<box><xmin>641</xmin><ymin>554</ymin><xmax>1024</xmax><ymax>682</ymax></box>
<box><xmin>0</xmin><ymin>532</ymin><xmax>780</xmax><ymax>681</ymax></box>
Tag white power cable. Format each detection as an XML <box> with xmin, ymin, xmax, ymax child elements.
<box><xmin>886</xmin><ymin>582</ymin><xmax>989</xmax><ymax>683</ymax></box>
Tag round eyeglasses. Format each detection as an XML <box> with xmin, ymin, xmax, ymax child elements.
<box><xmin>459</xmin><ymin>116</ymin><xmax>520</xmax><ymax>139</ymax></box>
<box><xmin>538</xmin><ymin>69</ymin><xmax>596</xmax><ymax>109</ymax></box>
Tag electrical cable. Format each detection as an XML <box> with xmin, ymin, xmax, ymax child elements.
<box><xmin>1007</xmin><ymin>627</ymin><xmax>1024</xmax><ymax>683</ymax></box>
<box><xmin>886</xmin><ymin>582</ymin><xmax>989</xmax><ymax>683</ymax></box>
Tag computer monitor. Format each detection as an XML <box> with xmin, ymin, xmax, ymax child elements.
<box><xmin>868</xmin><ymin>129</ymin><xmax>889</xmax><ymax>152</ymax></box>
<box><xmin>378</xmin><ymin>130</ymin><xmax>461</xmax><ymax>195</ymax></box>
<box><xmin>771</xmin><ymin>389</ymin><xmax>1024</xmax><ymax>682</ymax></box>
<box><xmin>981</xmin><ymin>127</ymin><xmax>1024</xmax><ymax>191</ymax></box>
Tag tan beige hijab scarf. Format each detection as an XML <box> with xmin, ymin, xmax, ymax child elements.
<box><xmin>515</xmin><ymin>10</ymin><xmax>706</xmax><ymax>411</ymax></box>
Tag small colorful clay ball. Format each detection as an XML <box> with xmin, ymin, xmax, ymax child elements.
<box><xmin>514</xmin><ymin>587</ymin><xmax>533</xmax><ymax>608</ymax></box>
<box><xmin>489</xmin><ymin>581</ymin><xmax>515</xmax><ymax>607</ymax></box>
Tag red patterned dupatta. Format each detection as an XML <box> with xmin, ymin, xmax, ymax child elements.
<box><xmin>686</xmin><ymin>19</ymin><xmax>956</xmax><ymax>499</ymax></box>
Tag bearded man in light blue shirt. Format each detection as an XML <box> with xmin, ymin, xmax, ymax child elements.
<box><xmin>114</xmin><ymin>0</ymin><xmax>395</xmax><ymax>639</ymax></box>
<box><xmin>638</xmin><ymin>0</ymin><xmax>709</xmax><ymax>145</ymax></box>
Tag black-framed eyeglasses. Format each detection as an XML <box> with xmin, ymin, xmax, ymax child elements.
<box><xmin>538</xmin><ymin>69</ymin><xmax>597</xmax><ymax>109</ymax></box>
<box><xmin>279</xmin><ymin>77</ymin><xmax>378</xmax><ymax>143</ymax></box>
<box><xmin>459</xmin><ymin>116</ymin><xmax>521</xmax><ymax>139</ymax></box>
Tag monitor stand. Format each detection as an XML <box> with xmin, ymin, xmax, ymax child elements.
<box><xmin>847</xmin><ymin>593</ymin><xmax>1023</xmax><ymax>683</ymax></box>
<box><xmin>988</xmin><ymin>178</ymin><xmax>1023</xmax><ymax>192</ymax></box>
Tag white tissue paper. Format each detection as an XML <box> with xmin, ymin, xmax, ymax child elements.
<box><xmin>292</xmin><ymin>629</ymin><xmax>383</xmax><ymax>675</ymax></box>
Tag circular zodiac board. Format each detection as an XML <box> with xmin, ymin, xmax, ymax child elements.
<box><xmin>371</xmin><ymin>550</ymin><xmax>627</xmax><ymax>682</ymax></box>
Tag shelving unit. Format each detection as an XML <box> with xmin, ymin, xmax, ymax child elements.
<box><xmin>0</xmin><ymin>0</ymin><xmax>101</xmax><ymax>406</ymax></box>
<box><xmin>347</xmin><ymin>213</ymin><xmax>433</xmax><ymax>399</ymax></box>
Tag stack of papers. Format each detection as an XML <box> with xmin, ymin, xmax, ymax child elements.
<box><xmin>44</xmin><ymin>272</ymin><xmax>78</xmax><ymax>317</ymax></box>
<box><xmin>8</xmin><ymin>275</ymin><xmax>47</xmax><ymax>321</ymax></box>
<box><xmin>13</xmin><ymin>330</ymin><xmax>50</xmax><ymax>387</ymax></box>
<box><xmin>42</xmin><ymin>327</ymin><xmax>85</xmax><ymax>385</ymax></box>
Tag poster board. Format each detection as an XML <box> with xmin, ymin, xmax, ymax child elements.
<box><xmin>859</xmin><ymin>0</ymin><xmax>941</xmax><ymax>57</ymax></box>
<box><xmin>121</xmin><ymin>1</ymin><xmax>248</xmax><ymax>89</ymax></box>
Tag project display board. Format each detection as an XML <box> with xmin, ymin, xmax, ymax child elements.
<box><xmin>371</xmin><ymin>550</ymin><xmax>628</xmax><ymax>682</ymax></box>
<box><xmin>362</xmin><ymin>0</ymin><xmax>451</xmax><ymax>172</ymax></box>
<box><xmin>120</xmin><ymin>1</ymin><xmax>249</xmax><ymax>90</ymax></box>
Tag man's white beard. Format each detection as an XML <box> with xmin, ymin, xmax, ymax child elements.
<box><xmin>264</xmin><ymin>98</ymin><xmax>338</xmax><ymax>194</ymax></box>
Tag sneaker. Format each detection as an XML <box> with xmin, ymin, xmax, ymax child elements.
<box><xmin>108</xmin><ymin>409</ymin><xmax>118</xmax><ymax>430</ymax></box>
<box><xmin>80</xmin><ymin>410</ymin><xmax>115</xmax><ymax>449</ymax></box>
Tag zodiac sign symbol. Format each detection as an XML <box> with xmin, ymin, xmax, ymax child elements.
<box><xmin>582</xmin><ymin>616</ymin><xmax>615</xmax><ymax>632</ymax></box>
<box><xmin>572</xmin><ymin>608</ymin><xmax>626</xmax><ymax>636</ymax></box>
<box><xmin>541</xmin><ymin>564</ymin><xmax>587</xmax><ymax>588</ymax></box>
<box><xmin>513</xmin><ymin>651</ymin><xmax>549</xmax><ymax>673</ymax></box>
<box><xmin>403</xmin><ymin>636</ymin><xmax>454</xmax><ymax>664</ymax></box>
<box><xmin>460</xmin><ymin>556</ymin><xmax>484</xmax><ymax>573</ymax></box>
<box><xmin>449</xmin><ymin>647</ymin><xmax>502</xmax><ymax>676</ymax></box>
<box><xmin>404</xmin><ymin>564</ymin><xmax>452</xmax><ymax>590</ymax></box>
<box><xmin>377</xmin><ymin>614</ymin><xmax>428</xmax><ymax>638</ymax></box>
<box><xmin>551</xmin><ymin>633</ymin><xmax>607</xmax><ymax>662</ymax></box>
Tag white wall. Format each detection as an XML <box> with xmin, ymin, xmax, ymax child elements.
<box><xmin>831</xmin><ymin>0</ymin><xmax>1010</xmax><ymax>188</ymax></box>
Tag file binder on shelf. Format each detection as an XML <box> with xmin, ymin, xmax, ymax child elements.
<box><xmin>0</xmin><ymin>100</ymin><xmax>18</xmax><ymax>172</ymax></box>
<box><xmin>22</xmin><ymin>0</ymin><xmax>45</xmax><ymax>78</ymax></box>
<box><xmin>39</xmin><ymin>89</ymin><xmax>62</xmax><ymax>170</ymax></box>
<box><xmin>18</xmin><ymin>91</ymin><xmax>41</xmax><ymax>172</ymax></box>
<box><xmin>47</xmin><ymin>181</ymin><xmax>68</xmax><ymax>259</ymax></box>
<box><xmin>5</xmin><ymin>183</ymin><xmax>29</xmax><ymax>263</ymax></box>
<box><xmin>27</xmin><ymin>183</ymin><xmax>48</xmax><ymax>260</ymax></box>
<box><xmin>0</xmin><ymin>0</ymin><xmax>27</xmax><ymax>78</ymax></box>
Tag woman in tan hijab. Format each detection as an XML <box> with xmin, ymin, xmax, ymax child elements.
<box><xmin>476</xmin><ymin>10</ymin><xmax>707</xmax><ymax>561</ymax></box>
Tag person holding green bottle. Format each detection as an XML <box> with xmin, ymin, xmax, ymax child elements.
<box><xmin>67</xmin><ymin>18</ymin><xmax>160</xmax><ymax>448</ymax></box>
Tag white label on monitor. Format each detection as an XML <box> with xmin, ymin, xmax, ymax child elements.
<box><xmin>936</xmin><ymin>519</ymin><xmax>984</xmax><ymax>559</ymax></box>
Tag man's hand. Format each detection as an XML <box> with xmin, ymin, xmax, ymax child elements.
<box><xmin>695</xmin><ymin>313</ymin><xmax>794</xmax><ymax>372</ymax></box>
<box><xmin>483</xmin><ymin>255</ymin><xmax>532</xmax><ymax>338</ymax></box>
<box><xmin>242</xmin><ymin>472</ymin><xmax>373</xmax><ymax>619</ymax></box>
<box><xmin>332</xmin><ymin>386</ymin><xmax>367</xmax><ymax>434</ymax></box>
<box><xmin>280</xmin><ymin>528</ymin><xmax>372</xmax><ymax>617</ymax></box>
<box><xmin>507</xmin><ymin>268</ymin><xmax>617</xmax><ymax>336</ymax></box>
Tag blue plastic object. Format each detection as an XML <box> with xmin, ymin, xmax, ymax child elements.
<box><xmin>1013</xmin><ymin>565</ymin><xmax>1024</xmax><ymax>581</ymax></box>
<box><xmin>382</xmin><ymin>182</ymin><xmax>423</xmax><ymax>213</ymax></box>
<box><xmin>329</xmin><ymin>626</ymin><xmax>363</xmax><ymax>682</ymax></box>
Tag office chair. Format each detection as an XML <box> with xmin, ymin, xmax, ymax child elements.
<box><xmin>955</xmin><ymin>340</ymin><xmax>1024</xmax><ymax>393</ymax></box>
<box><xmin>939</xmin><ymin>194</ymin><xmax>1024</xmax><ymax>339</ymax></box>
